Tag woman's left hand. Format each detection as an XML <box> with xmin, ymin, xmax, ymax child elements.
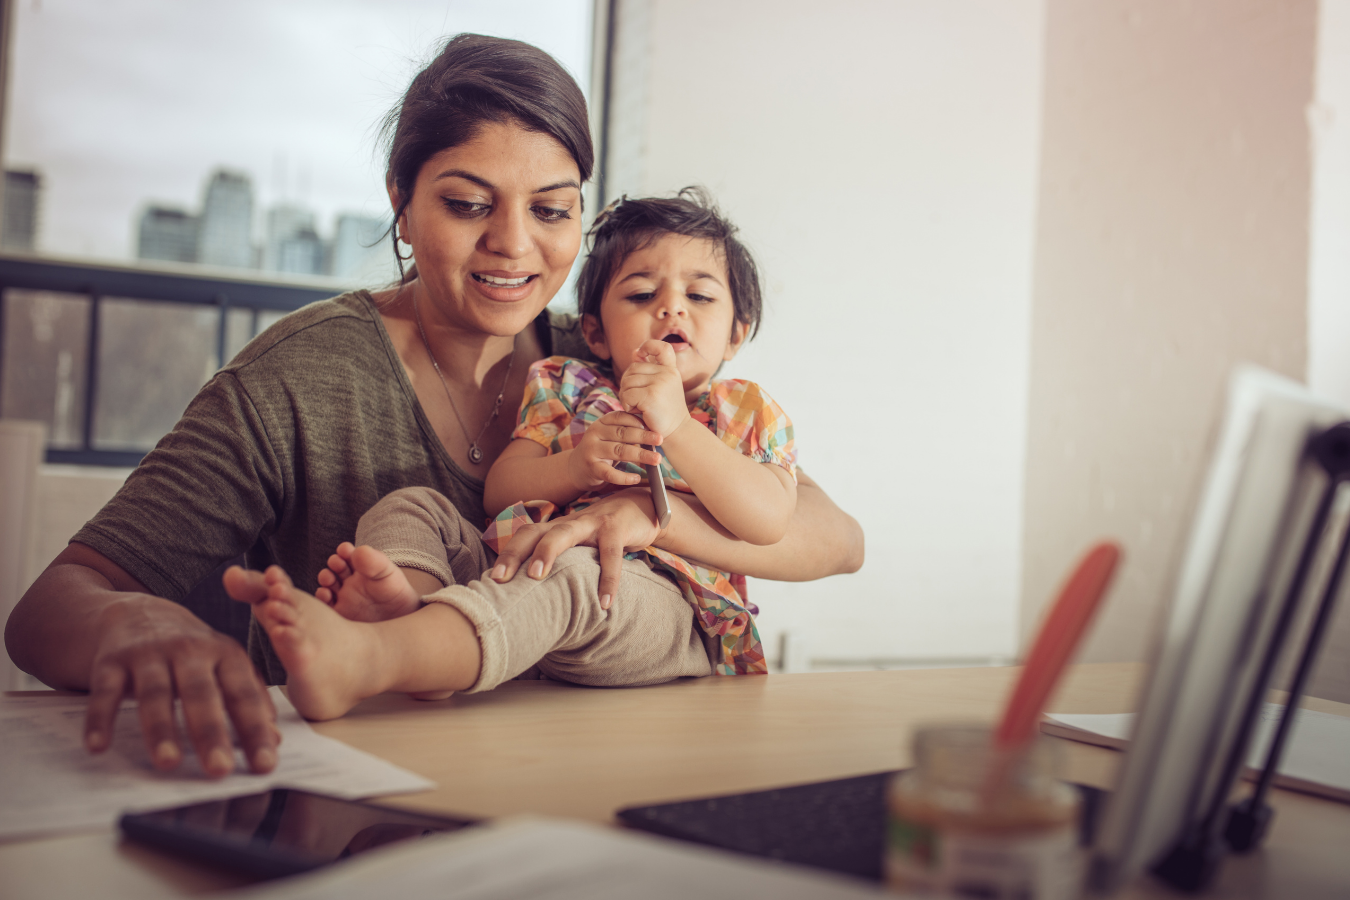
<box><xmin>489</xmin><ymin>488</ymin><xmax>661</xmax><ymax>610</ymax></box>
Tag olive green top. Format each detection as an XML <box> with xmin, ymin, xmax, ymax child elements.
<box><xmin>73</xmin><ymin>290</ymin><xmax>591</xmax><ymax>683</ymax></box>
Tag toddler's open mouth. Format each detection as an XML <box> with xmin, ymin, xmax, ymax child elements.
<box><xmin>659</xmin><ymin>329</ymin><xmax>690</xmax><ymax>350</ymax></box>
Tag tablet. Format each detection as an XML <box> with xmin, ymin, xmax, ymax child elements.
<box><xmin>119</xmin><ymin>788</ymin><xmax>476</xmax><ymax>879</ymax></box>
<box><xmin>1088</xmin><ymin>366</ymin><xmax>1350</xmax><ymax>892</ymax></box>
<box><xmin>618</xmin><ymin>771</ymin><xmax>1106</xmax><ymax>881</ymax></box>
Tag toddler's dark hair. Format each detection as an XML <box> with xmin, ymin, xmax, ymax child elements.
<box><xmin>576</xmin><ymin>187</ymin><xmax>763</xmax><ymax>339</ymax></box>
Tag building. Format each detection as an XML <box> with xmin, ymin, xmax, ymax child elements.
<box><xmin>196</xmin><ymin>170</ymin><xmax>254</xmax><ymax>269</ymax></box>
<box><xmin>2</xmin><ymin>169</ymin><xmax>41</xmax><ymax>252</ymax></box>
<box><xmin>136</xmin><ymin>206</ymin><xmax>198</xmax><ymax>263</ymax></box>
<box><xmin>330</xmin><ymin>213</ymin><xmax>394</xmax><ymax>283</ymax></box>
<box><xmin>262</xmin><ymin>204</ymin><xmax>324</xmax><ymax>275</ymax></box>
<box><xmin>276</xmin><ymin>226</ymin><xmax>325</xmax><ymax>275</ymax></box>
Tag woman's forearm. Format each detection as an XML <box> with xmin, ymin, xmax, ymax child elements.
<box><xmin>6</xmin><ymin>543</ymin><xmax>153</xmax><ymax>689</ymax></box>
<box><xmin>655</xmin><ymin>471</ymin><xmax>863</xmax><ymax>580</ymax></box>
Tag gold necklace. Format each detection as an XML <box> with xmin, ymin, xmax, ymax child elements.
<box><xmin>412</xmin><ymin>297</ymin><xmax>515</xmax><ymax>465</ymax></box>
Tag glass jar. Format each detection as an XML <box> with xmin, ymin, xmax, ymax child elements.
<box><xmin>886</xmin><ymin>725</ymin><xmax>1084</xmax><ymax>899</ymax></box>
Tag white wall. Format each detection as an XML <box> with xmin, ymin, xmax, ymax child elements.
<box><xmin>1306</xmin><ymin>0</ymin><xmax>1350</xmax><ymax>702</ymax></box>
<box><xmin>23</xmin><ymin>466</ymin><xmax>132</xmax><ymax>588</ymax></box>
<box><xmin>1310</xmin><ymin>1</ymin><xmax>1350</xmax><ymax>404</ymax></box>
<box><xmin>604</xmin><ymin>0</ymin><xmax>1047</xmax><ymax>664</ymax></box>
<box><xmin>1</xmin><ymin>461</ymin><xmax>130</xmax><ymax>690</ymax></box>
<box><xmin>1</xmin><ymin>421</ymin><xmax>46</xmax><ymax>690</ymax></box>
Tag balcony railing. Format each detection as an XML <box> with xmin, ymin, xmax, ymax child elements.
<box><xmin>0</xmin><ymin>252</ymin><xmax>355</xmax><ymax>467</ymax></box>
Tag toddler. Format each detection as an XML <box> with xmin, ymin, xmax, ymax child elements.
<box><xmin>234</xmin><ymin>189</ymin><xmax>797</xmax><ymax>719</ymax></box>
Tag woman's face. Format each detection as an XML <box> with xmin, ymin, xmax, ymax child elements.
<box><xmin>393</xmin><ymin>120</ymin><xmax>583</xmax><ymax>337</ymax></box>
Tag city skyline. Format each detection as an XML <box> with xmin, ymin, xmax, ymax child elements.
<box><xmin>4</xmin><ymin>0</ymin><xmax>591</xmax><ymax>262</ymax></box>
<box><xmin>136</xmin><ymin>166</ymin><xmax>396</xmax><ymax>282</ymax></box>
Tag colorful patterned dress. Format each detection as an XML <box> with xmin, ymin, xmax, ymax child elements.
<box><xmin>483</xmin><ymin>356</ymin><xmax>797</xmax><ymax>676</ymax></box>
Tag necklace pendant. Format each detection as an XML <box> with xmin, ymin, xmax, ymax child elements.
<box><xmin>413</xmin><ymin>296</ymin><xmax>513</xmax><ymax>471</ymax></box>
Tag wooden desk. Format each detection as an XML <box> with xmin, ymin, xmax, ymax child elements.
<box><xmin>2</xmin><ymin>663</ymin><xmax>1348</xmax><ymax>899</ymax></box>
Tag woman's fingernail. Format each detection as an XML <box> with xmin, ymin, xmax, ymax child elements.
<box><xmin>154</xmin><ymin>741</ymin><xmax>181</xmax><ymax>767</ymax></box>
<box><xmin>253</xmin><ymin>746</ymin><xmax>277</xmax><ymax>771</ymax></box>
<box><xmin>86</xmin><ymin>731</ymin><xmax>105</xmax><ymax>751</ymax></box>
<box><xmin>491</xmin><ymin>565</ymin><xmax>506</xmax><ymax>581</ymax></box>
<box><xmin>208</xmin><ymin>747</ymin><xmax>234</xmax><ymax>775</ymax></box>
<box><xmin>601</xmin><ymin>594</ymin><xmax>612</xmax><ymax>610</ymax></box>
<box><xmin>529</xmin><ymin>560</ymin><xmax>545</xmax><ymax>579</ymax></box>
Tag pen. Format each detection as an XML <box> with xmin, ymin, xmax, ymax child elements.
<box><xmin>996</xmin><ymin>541</ymin><xmax>1121</xmax><ymax>748</ymax></box>
<box><xmin>978</xmin><ymin>542</ymin><xmax>1120</xmax><ymax>804</ymax></box>
<box><xmin>644</xmin><ymin>445</ymin><xmax>671</xmax><ymax>530</ymax></box>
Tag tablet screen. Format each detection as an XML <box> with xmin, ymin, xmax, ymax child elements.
<box><xmin>121</xmin><ymin>788</ymin><xmax>475</xmax><ymax>877</ymax></box>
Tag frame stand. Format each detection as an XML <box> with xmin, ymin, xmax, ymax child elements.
<box><xmin>1152</xmin><ymin>422</ymin><xmax>1350</xmax><ymax>892</ymax></box>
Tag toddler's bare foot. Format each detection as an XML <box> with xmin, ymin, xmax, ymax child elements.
<box><xmin>228</xmin><ymin>565</ymin><xmax>387</xmax><ymax>721</ymax></box>
<box><xmin>313</xmin><ymin>544</ymin><xmax>350</xmax><ymax>605</ymax></box>
<box><xmin>316</xmin><ymin>543</ymin><xmax>423</xmax><ymax>622</ymax></box>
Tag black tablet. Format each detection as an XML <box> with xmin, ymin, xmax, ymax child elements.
<box><xmin>119</xmin><ymin>788</ymin><xmax>476</xmax><ymax>879</ymax></box>
<box><xmin>617</xmin><ymin>771</ymin><xmax>1105</xmax><ymax>882</ymax></box>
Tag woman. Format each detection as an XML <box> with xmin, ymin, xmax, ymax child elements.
<box><xmin>4</xmin><ymin>35</ymin><xmax>862</xmax><ymax>777</ymax></box>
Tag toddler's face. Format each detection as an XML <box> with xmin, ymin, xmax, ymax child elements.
<box><xmin>583</xmin><ymin>234</ymin><xmax>747</xmax><ymax>398</ymax></box>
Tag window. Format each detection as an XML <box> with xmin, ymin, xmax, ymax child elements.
<box><xmin>0</xmin><ymin>0</ymin><xmax>595</xmax><ymax>463</ymax></box>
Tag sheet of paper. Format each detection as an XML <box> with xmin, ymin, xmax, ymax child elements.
<box><xmin>0</xmin><ymin>687</ymin><xmax>433</xmax><ymax>841</ymax></box>
<box><xmin>1043</xmin><ymin>702</ymin><xmax>1350</xmax><ymax>803</ymax></box>
<box><xmin>232</xmin><ymin>816</ymin><xmax>893</xmax><ymax>900</ymax></box>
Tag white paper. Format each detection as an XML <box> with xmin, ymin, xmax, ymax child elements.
<box><xmin>0</xmin><ymin>687</ymin><xmax>433</xmax><ymax>841</ymax></box>
<box><xmin>1044</xmin><ymin>702</ymin><xmax>1350</xmax><ymax>801</ymax></box>
<box><xmin>231</xmin><ymin>816</ymin><xmax>894</xmax><ymax>900</ymax></box>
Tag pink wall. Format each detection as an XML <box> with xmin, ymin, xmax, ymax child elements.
<box><xmin>1021</xmin><ymin>0</ymin><xmax>1317</xmax><ymax>663</ymax></box>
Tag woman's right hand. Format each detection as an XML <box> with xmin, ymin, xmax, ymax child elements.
<box><xmin>566</xmin><ymin>411</ymin><xmax>663</xmax><ymax>492</ymax></box>
<box><xmin>86</xmin><ymin>590</ymin><xmax>280</xmax><ymax>777</ymax></box>
<box><xmin>6</xmin><ymin>543</ymin><xmax>280</xmax><ymax>777</ymax></box>
<box><xmin>489</xmin><ymin>486</ymin><xmax>662</xmax><ymax>610</ymax></box>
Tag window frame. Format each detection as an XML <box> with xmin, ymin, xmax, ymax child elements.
<box><xmin>0</xmin><ymin>252</ymin><xmax>343</xmax><ymax>466</ymax></box>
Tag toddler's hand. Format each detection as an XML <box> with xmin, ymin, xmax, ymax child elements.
<box><xmin>619</xmin><ymin>340</ymin><xmax>690</xmax><ymax>438</ymax></box>
<box><xmin>568</xmin><ymin>410</ymin><xmax>664</xmax><ymax>492</ymax></box>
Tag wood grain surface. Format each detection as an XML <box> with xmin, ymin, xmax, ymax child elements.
<box><xmin>2</xmin><ymin>664</ymin><xmax>1347</xmax><ymax>899</ymax></box>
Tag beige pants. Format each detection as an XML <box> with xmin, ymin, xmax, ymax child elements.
<box><xmin>355</xmin><ymin>487</ymin><xmax>714</xmax><ymax>692</ymax></box>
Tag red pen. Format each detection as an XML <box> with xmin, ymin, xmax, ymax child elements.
<box><xmin>982</xmin><ymin>542</ymin><xmax>1121</xmax><ymax>799</ymax></box>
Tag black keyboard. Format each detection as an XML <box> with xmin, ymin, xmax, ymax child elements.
<box><xmin>617</xmin><ymin>770</ymin><xmax>1105</xmax><ymax>882</ymax></box>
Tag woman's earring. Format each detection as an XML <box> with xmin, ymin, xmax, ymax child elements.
<box><xmin>394</xmin><ymin>224</ymin><xmax>414</xmax><ymax>262</ymax></box>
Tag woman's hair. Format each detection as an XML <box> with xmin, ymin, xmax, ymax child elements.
<box><xmin>381</xmin><ymin>33</ymin><xmax>593</xmax><ymax>282</ymax></box>
<box><xmin>577</xmin><ymin>187</ymin><xmax>764</xmax><ymax>340</ymax></box>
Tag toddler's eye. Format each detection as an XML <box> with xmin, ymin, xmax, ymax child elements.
<box><xmin>688</xmin><ymin>292</ymin><xmax>714</xmax><ymax>303</ymax></box>
<box><xmin>625</xmin><ymin>292</ymin><xmax>655</xmax><ymax>303</ymax></box>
